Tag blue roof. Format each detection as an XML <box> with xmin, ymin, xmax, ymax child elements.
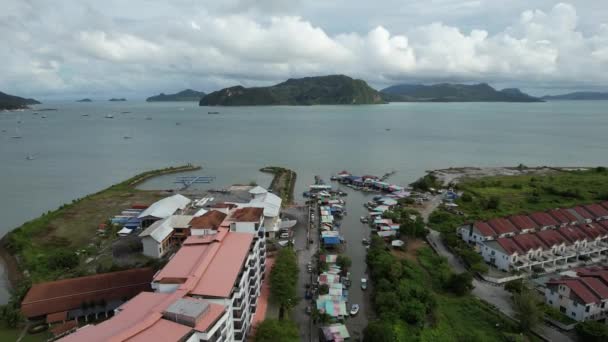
<box><xmin>323</xmin><ymin>236</ymin><xmax>341</xmax><ymax>245</ymax></box>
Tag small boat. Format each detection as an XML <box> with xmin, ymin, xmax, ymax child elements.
<box><xmin>26</xmin><ymin>153</ymin><xmax>37</xmax><ymax>160</ymax></box>
<box><xmin>385</xmin><ymin>128</ymin><xmax>391</xmax><ymax>131</ymax></box>
<box><xmin>123</xmin><ymin>136</ymin><xmax>132</xmax><ymax>140</ymax></box>
<box><xmin>105</xmin><ymin>114</ymin><xmax>114</xmax><ymax>119</ymax></box>
<box><xmin>350</xmin><ymin>304</ymin><xmax>360</xmax><ymax>316</ymax></box>
<box><xmin>121</xmin><ymin>111</ymin><xmax>131</xmax><ymax>114</ymax></box>
<box><xmin>175</xmin><ymin>122</ymin><xmax>181</xmax><ymax>126</ymax></box>
<box><xmin>41</xmin><ymin>114</ymin><xmax>47</xmax><ymax>118</ymax></box>
<box><xmin>360</xmin><ymin>216</ymin><xmax>369</xmax><ymax>223</ymax></box>
<box><xmin>145</xmin><ymin>117</ymin><xmax>152</xmax><ymax>120</ymax></box>
<box><xmin>361</xmin><ymin>278</ymin><xmax>368</xmax><ymax>290</ymax></box>
<box><xmin>82</xmin><ymin>114</ymin><xmax>89</xmax><ymax>117</ymax></box>
<box><xmin>208</xmin><ymin>111</ymin><xmax>220</xmax><ymax>114</ymax></box>
<box><xmin>32</xmin><ymin>112</ymin><xmax>39</xmax><ymax>115</ymax></box>
<box><xmin>11</xmin><ymin>127</ymin><xmax>22</xmax><ymax>139</ymax></box>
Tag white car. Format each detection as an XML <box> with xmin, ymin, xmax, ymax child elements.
<box><xmin>350</xmin><ymin>304</ymin><xmax>360</xmax><ymax>316</ymax></box>
<box><xmin>361</xmin><ymin>278</ymin><xmax>368</xmax><ymax>290</ymax></box>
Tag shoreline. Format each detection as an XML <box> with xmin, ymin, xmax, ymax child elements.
<box><xmin>0</xmin><ymin>164</ymin><xmax>201</xmax><ymax>293</ymax></box>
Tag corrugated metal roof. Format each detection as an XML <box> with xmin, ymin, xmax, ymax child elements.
<box><xmin>138</xmin><ymin>194</ymin><xmax>191</xmax><ymax>219</ymax></box>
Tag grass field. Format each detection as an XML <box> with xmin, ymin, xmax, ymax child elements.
<box><xmin>0</xmin><ymin>324</ymin><xmax>50</xmax><ymax>342</ymax></box>
<box><xmin>2</xmin><ymin>165</ymin><xmax>198</xmax><ymax>284</ymax></box>
<box><xmin>455</xmin><ymin>168</ymin><xmax>608</xmax><ymax>220</ymax></box>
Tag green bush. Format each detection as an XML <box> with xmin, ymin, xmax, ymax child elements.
<box><xmin>575</xmin><ymin>320</ymin><xmax>608</xmax><ymax>342</ymax></box>
<box><xmin>47</xmin><ymin>250</ymin><xmax>79</xmax><ymax>270</ymax></box>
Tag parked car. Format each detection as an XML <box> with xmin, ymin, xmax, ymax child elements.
<box><xmin>306</xmin><ymin>306</ymin><xmax>312</xmax><ymax>315</ymax></box>
<box><xmin>362</xmin><ymin>238</ymin><xmax>370</xmax><ymax>245</ymax></box>
<box><xmin>350</xmin><ymin>304</ymin><xmax>360</xmax><ymax>316</ymax></box>
<box><xmin>280</xmin><ymin>232</ymin><xmax>290</xmax><ymax>239</ymax></box>
<box><xmin>361</xmin><ymin>278</ymin><xmax>368</xmax><ymax>290</ymax></box>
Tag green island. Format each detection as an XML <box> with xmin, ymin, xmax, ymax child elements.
<box><xmin>199</xmin><ymin>75</ymin><xmax>385</xmax><ymax>106</ymax></box>
<box><xmin>381</xmin><ymin>83</ymin><xmax>542</xmax><ymax>102</ymax></box>
<box><xmin>0</xmin><ymin>91</ymin><xmax>40</xmax><ymax>110</ymax></box>
<box><xmin>146</xmin><ymin>89</ymin><xmax>206</xmax><ymax>102</ymax></box>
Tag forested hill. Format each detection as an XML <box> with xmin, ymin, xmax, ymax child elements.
<box><xmin>199</xmin><ymin>75</ymin><xmax>385</xmax><ymax>106</ymax></box>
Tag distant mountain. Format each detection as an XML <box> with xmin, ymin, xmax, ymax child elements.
<box><xmin>541</xmin><ymin>92</ymin><xmax>608</xmax><ymax>100</ymax></box>
<box><xmin>77</xmin><ymin>98</ymin><xmax>92</xmax><ymax>102</ymax></box>
<box><xmin>381</xmin><ymin>83</ymin><xmax>543</xmax><ymax>102</ymax></box>
<box><xmin>0</xmin><ymin>91</ymin><xmax>40</xmax><ymax>110</ymax></box>
<box><xmin>199</xmin><ymin>75</ymin><xmax>385</xmax><ymax>106</ymax></box>
<box><xmin>147</xmin><ymin>89</ymin><xmax>206</xmax><ymax>102</ymax></box>
<box><xmin>109</xmin><ymin>98</ymin><xmax>126</xmax><ymax>102</ymax></box>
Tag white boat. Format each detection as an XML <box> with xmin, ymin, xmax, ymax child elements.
<box><xmin>41</xmin><ymin>114</ymin><xmax>47</xmax><ymax>118</ymax></box>
<box><xmin>350</xmin><ymin>304</ymin><xmax>360</xmax><ymax>316</ymax></box>
<box><xmin>105</xmin><ymin>114</ymin><xmax>114</xmax><ymax>119</ymax></box>
<box><xmin>11</xmin><ymin>127</ymin><xmax>22</xmax><ymax>139</ymax></box>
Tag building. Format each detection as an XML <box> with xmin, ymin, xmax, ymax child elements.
<box><xmin>138</xmin><ymin>194</ymin><xmax>191</xmax><ymax>228</ymax></box>
<box><xmin>190</xmin><ymin>210</ymin><xmax>228</xmax><ymax>236</ymax></box>
<box><xmin>459</xmin><ymin>202</ymin><xmax>608</xmax><ymax>272</ymax></box>
<box><xmin>139</xmin><ymin>215</ymin><xmax>193</xmax><ymax>258</ymax></box>
<box><xmin>62</xmin><ymin>223</ymin><xmax>266</xmax><ymax>342</ymax></box>
<box><xmin>21</xmin><ymin>268</ymin><xmax>155</xmax><ymax>322</ymax></box>
<box><xmin>545</xmin><ymin>267</ymin><xmax>608</xmax><ymax>322</ymax></box>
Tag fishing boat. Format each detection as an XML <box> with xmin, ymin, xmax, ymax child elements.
<box><xmin>82</xmin><ymin>114</ymin><xmax>89</xmax><ymax>117</ymax></box>
<box><xmin>26</xmin><ymin>153</ymin><xmax>36</xmax><ymax>160</ymax></box>
<box><xmin>105</xmin><ymin>114</ymin><xmax>114</xmax><ymax>119</ymax></box>
<box><xmin>208</xmin><ymin>111</ymin><xmax>220</xmax><ymax>114</ymax></box>
<box><xmin>41</xmin><ymin>114</ymin><xmax>47</xmax><ymax>118</ymax></box>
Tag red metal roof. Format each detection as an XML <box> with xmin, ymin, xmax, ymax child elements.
<box><xmin>21</xmin><ymin>268</ymin><xmax>154</xmax><ymax>318</ymax></box>
<box><xmin>488</xmin><ymin>218</ymin><xmax>519</xmax><ymax>235</ymax></box>
<box><xmin>512</xmin><ymin>234</ymin><xmax>547</xmax><ymax>252</ymax></box>
<box><xmin>550</xmin><ymin>279</ymin><xmax>600</xmax><ymax>304</ymax></box>
<box><xmin>584</xmin><ymin>203</ymin><xmax>608</xmax><ymax>218</ymax></box>
<box><xmin>530</xmin><ymin>211</ymin><xmax>559</xmax><ymax>227</ymax></box>
<box><xmin>230</xmin><ymin>207</ymin><xmax>264</xmax><ymax>222</ymax></box>
<box><xmin>473</xmin><ymin>221</ymin><xmax>497</xmax><ymax>237</ymax></box>
<box><xmin>189</xmin><ymin>210</ymin><xmax>227</xmax><ymax>229</ymax></box>
<box><xmin>508</xmin><ymin>215</ymin><xmax>538</xmax><ymax>231</ymax></box>
<box><xmin>577</xmin><ymin>224</ymin><xmax>606</xmax><ymax>239</ymax></box>
<box><xmin>581</xmin><ymin>277</ymin><xmax>608</xmax><ymax>300</ymax></box>
<box><xmin>573</xmin><ymin>206</ymin><xmax>595</xmax><ymax>220</ymax></box>
<box><xmin>536</xmin><ymin>229</ymin><xmax>566</xmax><ymax>247</ymax></box>
<box><xmin>547</xmin><ymin>209</ymin><xmax>574</xmax><ymax>225</ymax></box>
<box><xmin>557</xmin><ymin>226</ymin><xmax>588</xmax><ymax>243</ymax></box>
<box><xmin>495</xmin><ymin>237</ymin><xmax>522</xmax><ymax>255</ymax></box>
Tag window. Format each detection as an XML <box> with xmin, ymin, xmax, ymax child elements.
<box><xmin>586</xmin><ymin>306</ymin><xmax>590</xmax><ymax>312</ymax></box>
<box><xmin>571</xmin><ymin>312</ymin><xmax>576</xmax><ymax>317</ymax></box>
<box><xmin>549</xmin><ymin>300</ymin><xmax>553</xmax><ymax>305</ymax></box>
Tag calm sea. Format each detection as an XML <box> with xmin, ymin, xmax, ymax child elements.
<box><xmin>1</xmin><ymin>100</ymin><xmax>607</xmax><ymax>301</ymax></box>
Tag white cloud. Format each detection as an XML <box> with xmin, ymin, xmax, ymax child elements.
<box><xmin>0</xmin><ymin>1</ymin><xmax>607</xmax><ymax>97</ymax></box>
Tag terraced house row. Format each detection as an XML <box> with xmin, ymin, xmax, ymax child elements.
<box><xmin>459</xmin><ymin>202</ymin><xmax>608</xmax><ymax>272</ymax></box>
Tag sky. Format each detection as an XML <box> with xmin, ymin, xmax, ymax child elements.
<box><xmin>1</xmin><ymin>0</ymin><xmax>608</xmax><ymax>99</ymax></box>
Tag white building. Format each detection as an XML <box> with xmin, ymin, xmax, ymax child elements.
<box><xmin>545</xmin><ymin>267</ymin><xmax>608</xmax><ymax>322</ymax></box>
<box><xmin>138</xmin><ymin>194</ymin><xmax>191</xmax><ymax>228</ymax></box>
<box><xmin>139</xmin><ymin>215</ymin><xmax>193</xmax><ymax>258</ymax></box>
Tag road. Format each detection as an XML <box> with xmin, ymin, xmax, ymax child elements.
<box><xmin>421</xmin><ymin>196</ymin><xmax>573</xmax><ymax>342</ymax></box>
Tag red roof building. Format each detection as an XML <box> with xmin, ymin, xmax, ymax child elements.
<box><xmin>473</xmin><ymin>221</ymin><xmax>497</xmax><ymax>237</ymax></box>
<box><xmin>572</xmin><ymin>206</ymin><xmax>595</xmax><ymax>221</ymax></box>
<box><xmin>495</xmin><ymin>237</ymin><xmax>523</xmax><ymax>255</ymax></box>
<box><xmin>508</xmin><ymin>215</ymin><xmax>539</xmax><ymax>232</ymax></box>
<box><xmin>548</xmin><ymin>209</ymin><xmax>576</xmax><ymax>226</ymax></box>
<box><xmin>512</xmin><ymin>234</ymin><xmax>547</xmax><ymax>253</ymax></box>
<box><xmin>488</xmin><ymin>218</ymin><xmax>519</xmax><ymax>235</ymax></box>
<box><xmin>536</xmin><ymin>229</ymin><xmax>567</xmax><ymax>247</ymax></box>
<box><xmin>530</xmin><ymin>211</ymin><xmax>559</xmax><ymax>228</ymax></box>
<box><xmin>583</xmin><ymin>203</ymin><xmax>608</xmax><ymax>219</ymax></box>
<box><xmin>557</xmin><ymin>226</ymin><xmax>589</xmax><ymax>243</ymax></box>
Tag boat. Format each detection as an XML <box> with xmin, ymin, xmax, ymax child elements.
<box><xmin>41</xmin><ymin>114</ymin><xmax>47</xmax><ymax>118</ymax></box>
<box><xmin>82</xmin><ymin>114</ymin><xmax>89</xmax><ymax>117</ymax></box>
<box><xmin>360</xmin><ymin>216</ymin><xmax>369</xmax><ymax>223</ymax></box>
<box><xmin>11</xmin><ymin>127</ymin><xmax>22</xmax><ymax>139</ymax></box>
<box><xmin>145</xmin><ymin>116</ymin><xmax>152</xmax><ymax>120</ymax></box>
<box><xmin>208</xmin><ymin>111</ymin><xmax>220</xmax><ymax>114</ymax></box>
<box><xmin>361</xmin><ymin>278</ymin><xmax>368</xmax><ymax>290</ymax></box>
<box><xmin>123</xmin><ymin>136</ymin><xmax>132</xmax><ymax>140</ymax></box>
<box><xmin>105</xmin><ymin>114</ymin><xmax>114</xmax><ymax>119</ymax></box>
<box><xmin>176</xmin><ymin>122</ymin><xmax>181</xmax><ymax>126</ymax></box>
<box><xmin>26</xmin><ymin>153</ymin><xmax>36</xmax><ymax>160</ymax></box>
<box><xmin>350</xmin><ymin>304</ymin><xmax>360</xmax><ymax>316</ymax></box>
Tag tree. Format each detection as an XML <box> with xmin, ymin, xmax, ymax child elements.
<box><xmin>254</xmin><ymin>319</ymin><xmax>299</xmax><ymax>342</ymax></box>
<box><xmin>318</xmin><ymin>284</ymin><xmax>329</xmax><ymax>295</ymax></box>
<box><xmin>575</xmin><ymin>320</ymin><xmax>608</xmax><ymax>342</ymax></box>
<box><xmin>446</xmin><ymin>272</ymin><xmax>474</xmax><ymax>295</ymax></box>
<box><xmin>336</xmin><ymin>254</ymin><xmax>351</xmax><ymax>273</ymax></box>
<box><xmin>270</xmin><ymin>248</ymin><xmax>298</xmax><ymax>319</ymax></box>
<box><xmin>485</xmin><ymin>196</ymin><xmax>501</xmax><ymax>210</ymax></box>
<box><xmin>512</xmin><ymin>288</ymin><xmax>541</xmax><ymax>332</ymax></box>
<box><xmin>504</xmin><ymin>279</ymin><xmax>524</xmax><ymax>294</ymax></box>
<box><xmin>47</xmin><ymin>250</ymin><xmax>79</xmax><ymax>270</ymax></box>
<box><xmin>363</xmin><ymin>320</ymin><xmax>395</xmax><ymax>342</ymax></box>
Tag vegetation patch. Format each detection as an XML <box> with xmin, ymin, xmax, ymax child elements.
<box><xmin>364</xmin><ymin>237</ymin><xmax>530</xmax><ymax>341</ymax></box>
<box><xmin>260</xmin><ymin>166</ymin><xmax>297</xmax><ymax>205</ymax></box>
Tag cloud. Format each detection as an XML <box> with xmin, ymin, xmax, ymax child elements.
<box><xmin>0</xmin><ymin>1</ymin><xmax>607</xmax><ymax>97</ymax></box>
